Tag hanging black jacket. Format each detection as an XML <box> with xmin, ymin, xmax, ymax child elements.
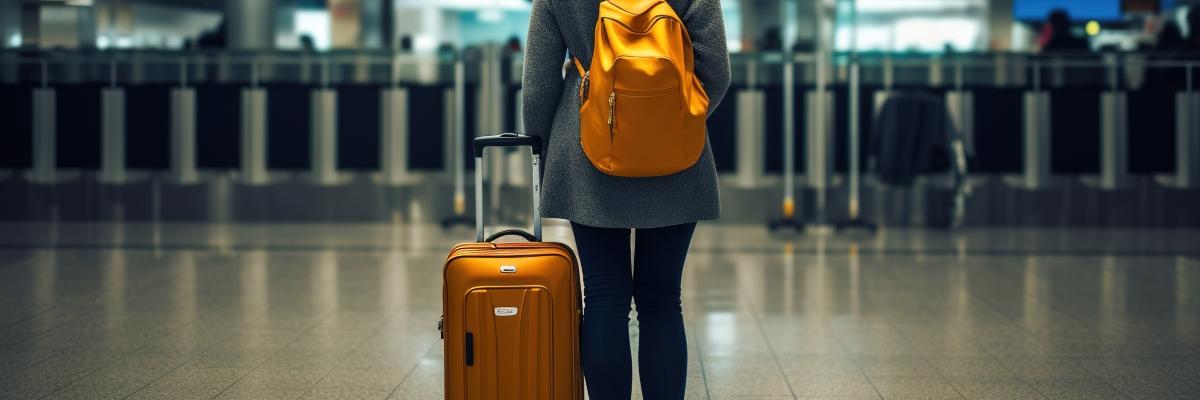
<box><xmin>871</xmin><ymin>92</ymin><xmax>958</xmax><ymax>186</ymax></box>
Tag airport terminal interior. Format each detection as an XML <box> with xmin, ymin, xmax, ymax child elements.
<box><xmin>2</xmin><ymin>0</ymin><xmax>1200</xmax><ymax>399</ymax></box>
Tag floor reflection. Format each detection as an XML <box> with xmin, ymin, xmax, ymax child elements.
<box><xmin>0</xmin><ymin>223</ymin><xmax>1195</xmax><ymax>399</ymax></box>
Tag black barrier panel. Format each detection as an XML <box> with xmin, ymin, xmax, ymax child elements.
<box><xmin>125</xmin><ymin>85</ymin><xmax>170</xmax><ymax>169</ymax></box>
<box><xmin>0</xmin><ymin>85</ymin><xmax>33</xmax><ymax>168</ymax></box>
<box><xmin>706</xmin><ymin>89</ymin><xmax>736</xmax><ymax>173</ymax></box>
<box><xmin>56</xmin><ymin>84</ymin><xmax>102</xmax><ymax>169</ymax></box>
<box><xmin>196</xmin><ymin>85</ymin><xmax>241</xmax><ymax>169</ymax></box>
<box><xmin>337</xmin><ymin>85</ymin><xmax>381</xmax><ymax>170</ymax></box>
<box><xmin>1050</xmin><ymin>89</ymin><xmax>1101</xmax><ymax>174</ymax></box>
<box><xmin>763</xmin><ymin>84</ymin><xmax>783</xmax><ymax>173</ymax></box>
<box><xmin>763</xmin><ymin>83</ymin><xmax>811</xmax><ymax>171</ymax></box>
<box><xmin>972</xmin><ymin>88</ymin><xmax>1024</xmax><ymax>173</ymax></box>
<box><xmin>267</xmin><ymin>85</ymin><xmax>311</xmax><ymax>170</ymax></box>
<box><xmin>1128</xmin><ymin>89</ymin><xmax>1176</xmax><ymax>173</ymax></box>
<box><xmin>407</xmin><ymin>84</ymin><xmax>446</xmax><ymax>170</ymax></box>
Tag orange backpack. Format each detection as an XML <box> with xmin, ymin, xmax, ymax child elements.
<box><xmin>574</xmin><ymin>0</ymin><xmax>709</xmax><ymax>177</ymax></box>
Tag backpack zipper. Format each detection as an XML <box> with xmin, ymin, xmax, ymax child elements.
<box><xmin>579</xmin><ymin>70</ymin><xmax>589</xmax><ymax>101</ymax></box>
<box><xmin>607</xmin><ymin>91</ymin><xmax>615</xmax><ymax>128</ymax></box>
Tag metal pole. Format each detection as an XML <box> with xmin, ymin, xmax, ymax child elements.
<box><xmin>848</xmin><ymin>57</ymin><xmax>860</xmax><ymax>220</ymax></box>
<box><xmin>847</xmin><ymin>0</ymin><xmax>860</xmax><ymax>221</ymax></box>
<box><xmin>453</xmin><ymin>57</ymin><xmax>466</xmax><ymax>217</ymax></box>
<box><xmin>783</xmin><ymin>53</ymin><xmax>795</xmax><ymax>218</ymax></box>
<box><xmin>812</xmin><ymin>0</ymin><xmax>829</xmax><ymax>227</ymax></box>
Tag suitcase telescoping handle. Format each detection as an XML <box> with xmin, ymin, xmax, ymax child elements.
<box><xmin>473</xmin><ymin>133</ymin><xmax>542</xmax><ymax>242</ymax></box>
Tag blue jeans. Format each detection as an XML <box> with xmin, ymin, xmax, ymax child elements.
<box><xmin>571</xmin><ymin>222</ymin><xmax>696</xmax><ymax>400</ymax></box>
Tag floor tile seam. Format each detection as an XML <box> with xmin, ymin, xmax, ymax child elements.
<box><xmin>0</xmin><ymin>269</ymin><xmax>212</xmax><ymax>383</ymax></box>
<box><xmin>988</xmin><ymin>266</ymin><xmax>1191</xmax><ymax>400</ymax></box>
<box><xmin>965</xmin><ymin>266</ymin><xmax>1071</xmax><ymax>339</ymax></box>
<box><xmin>0</xmin><ymin>253</ymin><xmax>33</xmax><ymax>272</ymax></box>
<box><xmin>855</xmin><ymin>288</ymin><xmax>968</xmax><ymax>400</ymax></box>
<box><xmin>117</xmin><ymin>290</ymin><xmax>289</xmax><ymax>400</ymax></box>
<box><xmin>784</xmin><ymin>292</ymin><xmax>879</xmax><ymax>399</ymax></box>
<box><xmin>292</xmin><ymin>305</ymin><xmax>423</xmax><ymax>400</ymax></box>
<box><xmin>736</xmin><ymin>278</ymin><xmax>802</xmax><ymax>399</ymax></box>
<box><xmin>1067</xmin><ymin>356</ymin><xmax>1185</xmax><ymax>400</ymax></box>
<box><xmin>0</xmin><ymin>261</ymin><xmax>189</xmax><ymax>353</ymax></box>
<box><xmin>382</xmin><ymin>338</ymin><xmax>440</xmax><ymax>400</ymax></box>
<box><xmin>35</xmin><ymin>315</ymin><xmax>210</xmax><ymax>400</ymax></box>
<box><xmin>0</xmin><ymin>255</ymin><xmax>33</xmax><ymax>273</ymax></box>
<box><xmin>685</xmin><ymin>320</ymin><xmax>712</xmax><ymax>400</ymax></box>
<box><xmin>0</xmin><ymin>302</ymin><xmax>67</xmax><ymax>334</ymax></box>
<box><xmin>974</xmin><ymin>258</ymin><xmax>1197</xmax><ymax>344</ymax></box>
<box><xmin>945</xmin><ymin>278</ymin><xmax>1091</xmax><ymax>400</ymax></box>
<box><xmin>205</xmin><ymin>304</ymin><xmax>346</xmax><ymax>400</ymax></box>
<box><xmin>117</xmin><ymin>310</ymin><xmax>327</xmax><ymax>399</ymax></box>
<box><xmin>1139</xmin><ymin>358</ymin><xmax>1200</xmax><ymax>392</ymax></box>
<box><xmin>837</xmin><ymin>355</ymin><xmax>885</xmax><ymax>400</ymax></box>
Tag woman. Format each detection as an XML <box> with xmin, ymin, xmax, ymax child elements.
<box><xmin>520</xmin><ymin>0</ymin><xmax>730</xmax><ymax>398</ymax></box>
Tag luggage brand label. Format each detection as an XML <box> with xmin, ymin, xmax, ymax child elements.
<box><xmin>499</xmin><ymin>265</ymin><xmax>517</xmax><ymax>273</ymax></box>
<box><xmin>494</xmin><ymin>307</ymin><xmax>518</xmax><ymax>317</ymax></box>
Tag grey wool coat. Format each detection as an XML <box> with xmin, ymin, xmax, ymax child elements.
<box><xmin>521</xmin><ymin>0</ymin><xmax>731</xmax><ymax>229</ymax></box>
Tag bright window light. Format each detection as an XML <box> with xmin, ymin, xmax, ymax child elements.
<box><xmin>855</xmin><ymin>0</ymin><xmax>985</xmax><ymax>12</ymax></box>
<box><xmin>413</xmin><ymin>34</ymin><xmax>437</xmax><ymax>52</ymax></box>
<box><xmin>893</xmin><ymin>18</ymin><xmax>980</xmax><ymax>52</ymax></box>
<box><xmin>7</xmin><ymin>33</ymin><xmax>19</xmax><ymax>48</ymax></box>
<box><xmin>295</xmin><ymin>10</ymin><xmax>331</xmax><ymax>50</ymax></box>
<box><xmin>477</xmin><ymin>9</ymin><xmax>503</xmax><ymax>23</ymax></box>
<box><xmin>836</xmin><ymin>0</ymin><xmax>986</xmax><ymax>52</ymax></box>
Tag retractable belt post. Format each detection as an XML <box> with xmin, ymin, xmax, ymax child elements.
<box><xmin>768</xmin><ymin>0</ymin><xmax>804</xmax><ymax>233</ymax></box>
<box><xmin>442</xmin><ymin>52</ymin><xmax>474</xmax><ymax>229</ymax></box>
<box><xmin>833</xmin><ymin>7</ymin><xmax>877</xmax><ymax>234</ymax></box>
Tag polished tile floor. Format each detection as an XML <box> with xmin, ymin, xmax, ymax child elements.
<box><xmin>0</xmin><ymin>222</ymin><xmax>1198</xmax><ymax>399</ymax></box>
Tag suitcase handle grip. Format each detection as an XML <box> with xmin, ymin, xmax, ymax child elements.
<box><xmin>485</xmin><ymin>229</ymin><xmax>538</xmax><ymax>243</ymax></box>
<box><xmin>473</xmin><ymin>133</ymin><xmax>542</xmax><ymax>157</ymax></box>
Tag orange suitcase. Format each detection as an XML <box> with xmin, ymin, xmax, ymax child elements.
<box><xmin>439</xmin><ymin>134</ymin><xmax>583</xmax><ymax>400</ymax></box>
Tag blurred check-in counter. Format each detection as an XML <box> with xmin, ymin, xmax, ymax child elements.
<box><xmin>0</xmin><ymin>48</ymin><xmax>1198</xmax><ymax>224</ymax></box>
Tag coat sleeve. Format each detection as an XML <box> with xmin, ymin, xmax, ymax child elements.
<box><xmin>682</xmin><ymin>0</ymin><xmax>731</xmax><ymax>116</ymax></box>
<box><xmin>521</xmin><ymin>0</ymin><xmax>567</xmax><ymax>149</ymax></box>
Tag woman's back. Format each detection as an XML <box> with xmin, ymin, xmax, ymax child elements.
<box><xmin>521</xmin><ymin>0</ymin><xmax>730</xmax><ymax>229</ymax></box>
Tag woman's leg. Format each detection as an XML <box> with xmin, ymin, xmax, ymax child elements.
<box><xmin>571</xmin><ymin>222</ymin><xmax>634</xmax><ymax>400</ymax></box>
<box><xmin>632</xmin><ymin>222</ymin><xmax>697</xmax><ymax>400</ymax></box>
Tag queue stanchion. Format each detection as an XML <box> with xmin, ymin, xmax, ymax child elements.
<box><xmin>99</xmin><ymin>58</ymin><xmax>128</xmax><ymax>185</ymax></box>
<box><xmin>1082</xmin><ymin>54</ymin><xmax>1129</xmax><ymax>191</ymax></box>
<box><xmin>1160</xmin><ymin>63</ymin><xmax>1200</xmax><ymax>189</ymax></box>
<box><xmin>736</xmin><ymin>58</ymin><xmax>766</xmax><ymax>189</ymax></box>
<box><xmin>380</xmin><ymin>55</ymin><xmax>411</xmax><ymax>186</ymax></box>
<box><xmin>170</xmin><ymin>58</ymin><xmax>199</xmax><ymax>185</ymax></box>
<box><xmin>442</xmin><ymin>54</ymin><xmax>473</xmax><ymax>229</ymax></box>
<box><xmin>239</xmin><ymin>57</ymin><xmax>269</xmax><ymax>185</ymax></box>
<box><xmin>769</xmin><ymin>52</ymin><xmax>804</xmax><ymax>232</ymax></box>
<box><xmin>28</xmin><ymin>60</ymin><xmax>57</xmax><ymax>184</ymax></box>
<box><xmin>1006</xmin><ymin>58</ymin><xmax>1052</xmax><ymax>190</ymax></box>
<box><xmin>310</xmin><ymin>59</ymin><xmax>339</xmax><ymax>186</ymax></box>
<box><xmin>834</xmin><ymin>54</ymin><xmax>876</xmax><ymax>233</ymax></box>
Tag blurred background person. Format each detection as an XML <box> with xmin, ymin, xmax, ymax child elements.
<box><xmin>1039</xmin><ymin>9</ymin><xmax>1089</xmax><ymax>52</ymax></box>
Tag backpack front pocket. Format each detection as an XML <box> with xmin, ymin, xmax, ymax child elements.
<box><xmin>605</xmin><ymin>56</ymin><xmax>686</xmax><ymax>176</ymax></box>
<box><xmin>608</xmin><ymin>86</ymin><xmax>683</xmax><ymax>175</ymax></box>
